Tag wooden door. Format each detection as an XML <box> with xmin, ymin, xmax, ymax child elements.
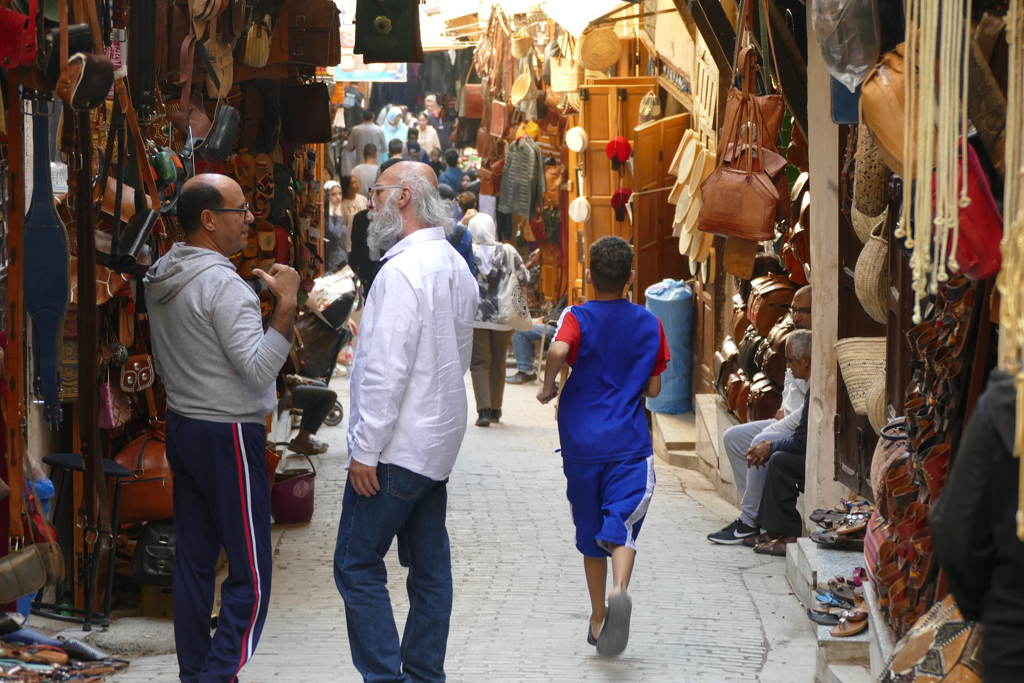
<box><xmin>578</xmin><ymin>79</ymin><xmax>657</xmax><ymax>300</ymax></box>
<box><xmin>834</xmin><ymin>126</ymin><xmax>886</xmax><ymax>498</ymax></box>
<box><xmin>885</xmin><ymin>178</ymin><xmax>913</xmax><ymax>423</ymax></box>
<box><xmin>632</xmin><ymin>113</ymin><xmax>689</xmax><ymax>305</ymax></box>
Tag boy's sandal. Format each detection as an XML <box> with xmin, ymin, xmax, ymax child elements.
<box><xmin>596</xmin><ymin>593</ymin><xmax>632</xmax><ymax>657</ymax></box>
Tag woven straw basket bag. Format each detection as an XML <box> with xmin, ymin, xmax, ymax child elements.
<box><xmin>551</xmin><ymin>33</ymin><xmax>583</xmax><ymax>93</ymax></box>
<box><xmin>866</xmin><ymin>374</ymin><xmax>887</xmax><ymax>435</ymax></box>
<box><xmin>854</xmin><ymin>124</ymin><xmax>892</xmax><ymax>219</ymax></box>
<box><xmin>834</xmin><ymin>338</ymin><xmax>887</xmax><ymax>415</ymax></box>
<box><xmin>854</xmin><ymin>218</ymin><xmax>889</xmax><ymax>323</ymax></box>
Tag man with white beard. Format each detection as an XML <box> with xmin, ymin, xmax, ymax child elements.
<box><xmin>334</xmin><ymin>162</ymin><xmax>478</xmax><ymax>683</ymax></box>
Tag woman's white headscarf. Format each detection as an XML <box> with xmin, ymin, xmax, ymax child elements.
<box><xmin>324</xmin><ymin>180</ymin><xmax>342</xmax><ymax>214</ymax></box>
<box><xmin>468</xmin><ymin>214</ymin><xmax>498</xmax><ymax>275</ymax></box>
<box><xmin>382</xmin><ymin>106</ymin><xmax>408</xmax><ymax>155</ymax></box>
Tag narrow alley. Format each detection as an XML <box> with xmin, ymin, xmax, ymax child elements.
<box><xmin>112</xmin><ymin>376</ymin><xmax>813</xmax><ymax>683</ymax></box>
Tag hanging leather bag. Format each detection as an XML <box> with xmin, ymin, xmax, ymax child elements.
<box><xmin>718</xmin><ymin>32</ymin><xmax>785</xmax><ymax>157</ymax></box>
<box><xmin>194</xmin><ymin>99</ymin><xmax>239</xmax><ymax>161</ymax></box>
<box><xmin>731</xmin><ymin>294</ymin><xmax>752</xmax><ymax>343</ymax></box>
<box><xmin>0</xmin><ymin>0</ymin><xmax>36</xmax><ymax>67</ymax></box>
<box><xmin>0</xmin><ymin>464</ymin><xmax>64</xmax><ymax>604</ymax></box>
<box><xmin>714</xmin><ymin>337</ymin><xmax>740</xmax><ymax>400</ymax></box>
<box><xmin>354</xmin><ymin>0</ymin><xmax>420</xmax><ymax>64</ymax></box>
<box><xmin>758</xmin><ymin>316</ymin><xmax>794</xmax><ymax>386</ymax></box>
<box><xmin>747</xmin><ymin>274</ymin><xmax>797</xmax><ymax>336</ymax></box>
<box><xmin>938</xmin><ymin>142</ymin><xmax>1003</xmax><ymax>281</ymax></box>
<box><xmin>860</xmin><ymin>44</ymin><xmax>910</xmax><ymax>177</ymax></box>
<box><xmin>737</xmin><ymin>326</ymin><xmax>763</xmax><ymax>381</ymax></box>
<box><xmin>698</xmin><ymin>67</ymin><xmax>779</xmax><ymax>241</ymax></box>
<box><xmin>114</xmin><ymin>423</ymin><xmax>173</xmax><ymax>525</ymax></box>
<box><xmin>279</xmin><ymin>82</ymin><xmax>333</xmax><ymax>144</ymax></box>
<box><xmin>282</xmin><ymin>0</ymin><xmax>340</xmax><ymax>66</ymax></box>
<box><xmin>130</xmin><ymin>520</ymin><xmax>176</xmax><ymax>586</ymax></box>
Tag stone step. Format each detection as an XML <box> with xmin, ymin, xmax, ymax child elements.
<box><xmin>651</xmin><ymin>411</ymin><xmax>696</xmax><ymax>452</ymax></box>
<box><xmin>654</xmin><ymin>449</ymin><xmax>699</xmax><ymax>470</ymax></box>
<box><xmin>786</xmin><ymin>537</ymin><xmax>818</xmax><ymax>612</ymax></box>
<box><xmin>811</xmin><ymin>545</ymin><xmax>872</xmax><ymax>682</ymax></box>
<box><xmin>827</xmin><ymin>664</ymin><xmax>873</xmax><ymax>683</ymax></box>
<box><xmin>864</xmin><ymin>582</ymin><xmax>895</xmax><ymax>680</ymax></box>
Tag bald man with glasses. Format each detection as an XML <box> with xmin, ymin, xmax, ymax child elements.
<box><xmin>145</xmin><ymin>174</ymin><xmax>300</xmax><ymax>683</ymax></box>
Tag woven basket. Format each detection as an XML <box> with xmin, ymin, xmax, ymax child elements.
<box><xmin>834</xmin><ymin>338</ymin><xmax>887</xmax><ymax>415</ymax></box>
<box><xmin>854</xmin><ymin>218</ymin><xmax>889</xmax><ymax>324</ymax></box>
<box><xmin>551</xmin><ymin>56</ymin><xmax>584</xmax><ymax>93</ymax></box>
<box><xmin>511</xmin><ymin>28</ymin><xmax>533</xmax><ymax>59</ymax></box>
<box><xmin>854</xmin><ymin>124</ymin><xmax>892</xmax><ymax>217</ymax></box>
<box><xmin>851</xmin><ymin>205</ymin><xmax>887</xmax><ymax>244</ymax></box>
<box><xmin>510</xmin><ymin>73</ymin><xmax>532</xmax><ymax>105</ymax></box>
<box><xmin>866</xmin><ymin>373</ymin><xmax>887</xmax><ymax>435</ymax></box>
<box><xmin>576</xmin><ymin>28</ymin><xmax>621</xmax><ymax>71</ymax></box>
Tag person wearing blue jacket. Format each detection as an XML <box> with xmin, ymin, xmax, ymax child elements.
<box><xmin>750</xmin><ymin>330</ymin><xmax>812</xmax><ymax>557</ymax></box>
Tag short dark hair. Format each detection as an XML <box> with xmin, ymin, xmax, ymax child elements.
<box><xmin>407</xmin><ymin>141</ymin><xmax>421</xmax><ymax>155</ymax></box>
<box><xmin>363</xmin><ymin>143</ymin><xmax>377</xmax><ymax>158</ymax></box>
<box><xmin>388</xmin><ymin>138</ymin><xmax>404</xmax><ymax>155</ymax></box>
<box><xmin>361</xmin><ymin>109</ymin><xmax>374</xmax><ymax>122</ymax></box>
<box><xmin>588</xmin><ymin>236</ymin><xmax>634</xmax><ymax>293</ymax></box>
<box><xmin>445</xmin><ymin>149</ymin><xmax>460</xmax><ymax>168</ymax></box>
<box><xmin>437</xmin><ymin>183</ymin><xmax>456</xmax><ymax>200</ymax></box>
<box><xmin>341</xmin><ymin>176</ymin><xmax>353</xmax><ymax>195</ymax></box>
<box><xmin>177</xmin><ymin>179</ymin><xmax>224</xmax><ymax>233</ymax></box>
<box><xmin>407</xmin><ymin>128</ymin><xmax>419</xmax><ymax>140</ymax></box>
<box><xmin>457</xmin><ymin>191</ymin><xmax>476</xmax><ymax>212</ymax></box>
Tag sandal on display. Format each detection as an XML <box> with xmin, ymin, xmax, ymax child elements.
<box><xmin>830</xmin><ymin>611</ymin><xmax>869</xmax><ymax>637</ymax></box>
<box><xmin>807</xmin><ymin>608</ymin><xmax>842</xmax><ymax>626</ymax></box>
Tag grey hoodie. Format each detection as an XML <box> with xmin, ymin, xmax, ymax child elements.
<box><xmin>144</xmin><ymin>243</ymin><xmax>291</xmax><ymax>424</ymax></box>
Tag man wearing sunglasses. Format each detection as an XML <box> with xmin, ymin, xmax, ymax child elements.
<box><xmin>145</xmin><ymin>173</ymin><xmax>300</xmax><ymax>683</ymax></box>
<box><xmin>335</xmin><ymin>162</ymin><xmax>478</xmax><ymax>683</ymax></box>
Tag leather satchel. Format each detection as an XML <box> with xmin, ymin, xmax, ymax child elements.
<box><xmin>718</xmin><ymin>43</ymin><xmax>785</xmax><ymax>156</ymax></box>
<box><xmin>280</xmin><ymin>0</ymin><xmax>340</xmax><ymax>66</ymax></box>
<box><xmin>737</xmin><ymin>326</ymin><xmax>763</xmax><ymax>381</ymax></box>
<box><xmin>114</xmin><ymin>427</ymin><xmax>173</xmax><ymax>525</ymax></box>
<box><xmin>747</xmin><ymin>274</ymin><xmax>797</xmax><ymax>337</ymax></box>
<box><xmin>747</xmin><ymin>373</ymin><xmax>783</xmax><ymax>422</ymax></box>
<box><xmin>130</xmin><ymin>520</ymin><xmax>176</xmax><ymax>586</ymax></box>
<box><xmin>879</xmin><ymin>594</ymin><xmax>983</xmax><ymax>683</ymax></box>
<box><xmin>714</xmin><ymin>337</ymin><xmax>740</xmax><ymax>400</ymax></box>
<box><xmin>758</xmin><ymin>316</ymin><xmax>794</xmax><ymax>386</ymax></box>
<box><xmin>860</xmin><ymin>44</ymin><xmax>910</xmax><ymax>177</ymax></box>
<box><xmin>726</xmin><ymin>370</ymin><xmax>748</xmax><ymax>415</ymax></box>
<box><xmin>116</xmin><ymin>354</ymin><xmax>155</xmax><ymax>395</ymax></box>
<box><xmin>0</xmin><ymin>473</ymin><xmax>64</xmax><ymax>604</ymax></box>
<box><xmin>354</xmin><ymin>0</ymin><xmax>421</xmax><ymax>64</ymax></box>
<box><xmin>0</xmin><ymin>0</ymin><xmax>36</xmax><ymax>68</ymax></box>
<box><xmin>37</xmin><ymin>23</ymin><xmax>93</xmax><ymax>84</ymax></box>
<box><xmin>279</xmin><ymin>82</ymin><xmax>332</xmax><ymax>144</ymax></box>
<box><xmin>463</xmin><ymin>83</ymin><xmax>484</xmax><ymax>119</ymax></box>
<box><xmin>698</xmin><ymin>78</ymin><xmax>779</xmax><ymax>241</ymax></box>
<box><xmin>195</xmin><ymin>99</ymin><xmax>240</xmax><ymax>160</ymax></box>
<box><xmin>490</xmin><ymin>100</ymin><xmax>511</xmax><ymax>138</ymax></box>
<box><xmin>731</xmin><ymin>294</ymin><xmax>752</xmax><ymax>343</ymax></box>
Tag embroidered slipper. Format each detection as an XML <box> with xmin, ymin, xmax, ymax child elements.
<box><xmin>234</xmin><ymin>152</ymin><xmax>257</xmax><ymax>206</ymax></box>
<box><xmin>254</xmin><ymin>153</ymin><xmax>275</xmax><ymax>218</ymax></box>
<box><xmin>596</xmin><ymin>593</ymin><xmax>632</xmax><ymax>657</ymax></box>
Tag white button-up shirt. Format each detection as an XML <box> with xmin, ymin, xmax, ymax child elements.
<box><xmin>347</xmin><ymin>227</ymin><xmax>478</xmax><ymax>481</ymax></box>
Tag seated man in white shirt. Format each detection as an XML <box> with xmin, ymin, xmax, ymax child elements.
<box><xmin>334</xmin><ymin>162</ymin><xmax>478</xmax><ymax>683</ymax></box>
<box><xmin>707</xmin><ymin>286</ymin><xmax>812</xmax><ymax>545</ymax></box>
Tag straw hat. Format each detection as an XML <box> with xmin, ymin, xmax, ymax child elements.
<box><xmin>674</xmin><ymin>188</ymin><xmax>694</xmax><ymax>222</ymax></box>
<box><xmin>689</xmin><ymin>148</ymin><xmax>717</xmax><ymax>195</ymax></box>
<box><xmin>683</xmin><ymin>195</ymin><xmax>702</xmax><ymax>234</ymax></box>
<box><xmin>866</xmin><ymin>374</ymin><xmax>887</xmax><ymax>435</ymax></box>
<box><xmin>510</xmin><ymin>74</ymin><xmax>532</xmax><ymax>105</ymax></box>
<box><xmin>676</xmin><ymin>137</ymin><xmax>702</xmax><ymax>185</ymax></box>
<box><xmin>669</xmin><ymin>130</ymin><xmax>695</xmax><ymax>176</ymax></box>
<box><xmin>690</xmin><ymin>231</ymin><xmax>713</xmax><ymax>263</ymax></box>
<box><xmin>834</xmin><ymin>338</ymin><xmax>887</xmax><ymax>415</ymax></box>
<box><xmin>568</xmin><ymin>196</ymin><xmax>592</xmax><ymax>223</ymax></box>
<box><xmin>678</xmin><ymin>230</ymin><xmax>694</xmax><ymax>255</ymax></box>
<box><xmin>566</xmin><ymin>127</ymin><xmax>589</xmax><ymax>152</ymax></box>
<box><xmin>564</xmin><ymin>92</ymin><xmax>582</xmax><ymax>113</ymax></box>
<box><xmin>668</xmin><ymin>180</ymin><xmax>687</xmax><ymax>206</ymax></box>
<box><xmin>576</xmin><ymin>28</ymin><xmax>622</xmax><ymax>71</ymax></box>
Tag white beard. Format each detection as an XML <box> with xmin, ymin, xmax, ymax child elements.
<box><xmin>367</xmin><ymin>194</ymin><xmax>405</xmax><ymax>252</ymax></box>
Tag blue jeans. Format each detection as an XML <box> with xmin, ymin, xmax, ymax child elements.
<box><xmin>511</xmin><ymin>323</ymin><xmax>556</xmax><ymax>373</ymax></box>
<box><xmin>334</xmin><ymin>463</ymin><xmax>452</xmax><ymax>683</ymax></box>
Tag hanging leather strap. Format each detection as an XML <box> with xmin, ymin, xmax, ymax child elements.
<box><xmin>83</xmin><ymin>0</ymin><xmax>102</xmax><ymax>57</ymax></box>
<box><xmin>6</xmin><ymin>72</ymin><xmax>26</xmax><ymax>545</ymax></box>
<box><xmin>113</xmin><ymin>76</ymin><xmax>161</xmax><ymax>210</ymax></box>
<box><xmin>57</xmin><ymin>0</ymin><xmax>69</xmax><ymax>92</ymax></box>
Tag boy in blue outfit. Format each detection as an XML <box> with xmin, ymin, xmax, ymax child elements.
<box><xmin>537</xmin><ymin>236</ymin><xmax>669</xmax><ymax>657</ymax></box>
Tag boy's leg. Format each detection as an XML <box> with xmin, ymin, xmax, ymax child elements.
<box><xmin>608</xmin><ymin>545</ymin><xmax>636</xmax><ymax>597</ymax></box>
<box><xmin>583</xmin><ymin>556</ymin><xmax>607</xmax><ymax>639</ymax></box>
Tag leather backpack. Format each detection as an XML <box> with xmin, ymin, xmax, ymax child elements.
<box><xmin>114</xmin><ymin>424</ymin><xmax>173</xmax><ymax>525</ymax></box>
<box><xmin>714</xmin><ymin>337</ymin><xmax>740</xmax><ymax>400</ymax></box>
<box><xmin>283</xmin><ymin>0</ymin><xmax>341</xmax><ymax>66</ymax></box>
<box><xmin>757</xmin><ymin>316</ymin><xmax>795</xmax><ymax>386</ymax></box>
<box><xmin>731</xmin><ymin>294</ymin><xmax>752</xmax><ymax>343</ymax></box>
<box><xmin>737</xmin><ymin>326</ymin><xmax>763</xmax><ymax>381</ymax></box>
<box><xmin>747</xmin><ymin>373</ymin><xmax>783</xmax><ymax>422</ymax></box>
<box><xmin>726</xmin><ymin>370</ymin><xmax>748</xmax><ymax>415</ymax></box>
<box><xmin>747</xmin><ymin>274</ymin><xmax>797</xmax><ymax>336</ymax></box>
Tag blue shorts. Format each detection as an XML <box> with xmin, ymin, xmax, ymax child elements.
<box><xmin>563</xmin><ymin>456</ymin><xmax>656</xmax><ymax>558</ymax></box>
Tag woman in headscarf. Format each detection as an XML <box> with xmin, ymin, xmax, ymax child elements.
<box><xmin>416</xmin><ymin>112</ymin><xmax>442</xmax><ymax>157</ymax></box>
<box><xmin>323</xmin><ymin>180</ymin><xmax>347</xmax><ymax>273</ymax></box>
<box><xmin>467</xmin><ymin>214</ymin><xmax>529</xmax><ymax>427</ymax></box>
<box><xmin>380</xmin><ymin>106</ymin><xmax>408</xmax><ymax>161</ymax></box>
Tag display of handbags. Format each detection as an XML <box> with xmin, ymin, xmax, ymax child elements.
<box><xmin>747</xmin><ymin>274</ymin><xmax>798</xmax><ymax>337</ymax></box>
<box><xmin>747</xmin><ymin>372</ymin><xmax>783</xmax><ymax>422</ymax></box>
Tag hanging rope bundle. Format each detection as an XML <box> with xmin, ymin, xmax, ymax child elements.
<box><xmin>998</xmin><ymin>0</ymin><xmax>1024</xmax><ymax>541</ymax></box>
<box><xmin>902</xmin><ymin>0</ymin><xmax>972</xmax><ymax>323</ymax></box>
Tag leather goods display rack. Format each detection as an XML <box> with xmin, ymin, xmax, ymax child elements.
<box><xmin>1</xmin><ymin>0</ymin><xmax>334</xmax><ymax>635</ymax></box>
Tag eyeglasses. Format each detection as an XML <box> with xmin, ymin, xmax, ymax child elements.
<box><xmin>368</xmin><ymin>184</ymin><xmax>404</xmax><ymax>197</ymax></box>
<box><xmin>211</xmin><ymin>203</ymin><xmax>251</xmax><ymax>214</ymax></box>
<box><xmin>787</xmin><ymin>306</ymin><xmax>812</xmax><ymax>316</ymax></box>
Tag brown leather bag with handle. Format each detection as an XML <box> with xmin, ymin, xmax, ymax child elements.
<box><xmin>747</xmin><ymin>274</ymin><xmax>797</xmax><ymax>336</ymax></box>
<box><xmin>698</xmin><ymin>59</ymin><xmax>779</xmax><ymax>241</ymax></box>
<box><xmin>747</xmin><ymin>373</ymin><xmax>783</xmax><ymax>422</ymax></box>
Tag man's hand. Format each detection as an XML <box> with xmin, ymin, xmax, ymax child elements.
<box><xmin>460</xmin><ymin>209</ymin><xmax>478</xmax><ymax>225</ymax></box>
<box><xmin>347</xmin><ymin>318</ymin><xmax>359</xmax><ymax>336</ymax></box>
<box><xmin>746</xmin><ymin>440</ymin><xmax>772</xmax><ymax>469</ymax></box>
<box><xmin>775</xmin><ymin>407</ymin><xmax>785</xmax><ymax>420</ymax></box>
<box><xmin>348</xmin><ymin>459</ymin><xmax>380</xmax><ymax>497</ymax></box>
<box><xmin>253</xmin><ymin>263</ymin><xmax>301</xmax><ymax>302</ymax></box>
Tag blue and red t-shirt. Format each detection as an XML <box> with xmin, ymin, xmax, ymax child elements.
<box><xmin>553</xmin><ymin>299</ymin><xmax>670</xmax><ymax>463</ymax></box>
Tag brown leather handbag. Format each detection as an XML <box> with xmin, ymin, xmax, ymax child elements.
<box><xmin>282</xmin><ymin>0</ymin><xmax>341</xmax><ymax>66</ymax></box>
<box><xmin>714</xmin><ymin>337</ymin><xmax>740</xmax><ymax>399</ymax></box>
<box><xmin>731</xmin><ymin>294</ymin><xmax>752</xmax><ymax>343</ymax></box>
<box><xmin>719</xmin><ymin>44</ymin><xmax>785</xmax><ymax>156</ymax></box>
<box><xmin>747</xmin><ymin>274</ymin><xmax>797</xmax><ymax>336</ymax></box>
<box><xmin>726</xmin><ymin>370</ymin><xmax>747</xmax><ymax>414</ymax></box>
<box><xmin>747</xmin><ymin>373</ymin><xmax>783</xmax><ymax>422</ymax></box>
<box><xmin>698</xmin><ymin>75</ymin><xmax>779</xmax><ymax>241</ymax></box>
<box><xmin>279</xmin><ymin>82</ymin><xmax>332</xmax><ymax>144</ymax></box>
<box><xmin>758</xmin><ymin>316</ymin><xmax>794</xmax><ymax>386</ymax></box>
<box><xmin>490</xmin><ymin>100</ymin><xmax>511</xmax><ymax>137</ymax></box>
<box><xmin>860</xmin><ymin>44</ymin><xmax>910</xmax><ymax>177</ymax></box>
<box><xmin>115</xmin><ymin>426</ymin><xmax>173</xmax><ymax>525</ymax></box>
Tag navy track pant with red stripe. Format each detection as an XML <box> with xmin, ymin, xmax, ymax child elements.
<box><xmin>165</xmin><ymin>411</ymin><xmax>273</xmax><ymax>683</ymax></box>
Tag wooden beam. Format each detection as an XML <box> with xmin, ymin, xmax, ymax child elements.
<box><xmin>679</xmin><ymin>0</ymin><xmax>735</xmax><ymax>77</ymax></box>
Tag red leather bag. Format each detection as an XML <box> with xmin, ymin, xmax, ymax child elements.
<box><xmin>0</xmin><ymin>0</ymin><xmax>36</xmax><ymax>67</ymax></box>
<box><xmin>114</xmin><ymin>425</ymin><xmax>173</xmax><ymax>524</ymax></box>
<box><xmin>933</xmin><ymin>143</ymin><xmax>1003</xmax><ymax>281</ymax></box>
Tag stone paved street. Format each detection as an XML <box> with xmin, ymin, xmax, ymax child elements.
<box><xmin>112</xmin><ymin>374</ymin><xmax>814</xmax><ymax>682</ymax></box>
